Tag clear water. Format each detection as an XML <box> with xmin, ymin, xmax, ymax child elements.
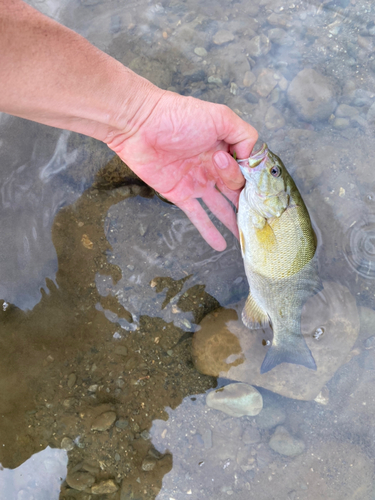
<box><xmin>1</xmin><ymin>0</ymin><xmax>375</xmax><ymax>498</ymax></box>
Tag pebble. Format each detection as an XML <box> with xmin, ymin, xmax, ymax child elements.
<box><xmin>142</xmin><ymin>457</ymin><xmax>157</xmax><ymax>471</ymax></box>
<box><xmin>364</xmin><ymin>336</ymin><xmax>375</xmax><ymax>350</ymax></box>
<box><xmin>267</xmin><ymin>28</ymin><xmax>291</xmax><ymax>46</ymax></box>
<box><xmin>139</xmin><ymin>224</ymin><xmax>147</xmax><ymax>236</ymax></box>
<box><xmin>206</xmin><ymin>383</ymin><xmax>263</xmax><ymax>417</ymax></box>
<box><xmin>254</xmin><ymin>405</ymin><xmax>286</xmax><ymax>430</ymax></box>
<box><xmin>278</xmin><ymin>76</ymin><xmax>289</xmax><ymax>92</ymax></box>
<box><xmin>91</xmin><ymin>411</ymin><xmax>117</xmax><ymax>431</ymax></box>
<box><xmin>230</xmin><ymin>82</ymin><xmax>238</xmax><ymax>95</ymax></box>
<box><xmin>314</xmin><ymin>386</ymin><xmax>330</xmax><ymax>405</ymax></box>
<box><xmin>67</xmin><ymin>373</ymin><xmax>77</xmax><ymax>388</ymax></box>
<box><xmin>141</xmin><ymin>430</ymin><xmax>150</xmax><ymax>440</ymax></box>
<box><xmin>115</xmin><ymin>418</ymin><xmax>129</xmax><ymax>429</ymax></box>
<box><xmin>213</xmin><ymin>30</ymin><xmax>235</xmax><ymax>45</ymax></box>
<box><xmin>265</xmin><ymin>106</ymin><xmax>285</xmax><ymax>130</ymax></box>
<box><xmin>246</xmin><ymin>35</ymin><xmax>271</xmax><ymax>58</ymax></box>
<box><xmin>116</xmin><ymin>378</ymin><xmax>125</xmax><ymax>388</ymax></box>
<box><xmin>350</xmin><ymin>115</ymin><xmax>368</xmax><ymax>130</ymax></box>
<box><xmin>207</xmin><ymin>76</ymin><xmax>223</xmax><ymax>86</ymax></box>
<box><xmin>269</xmin><ymin>426</ymin><xmax>305</xmax><ymax>457</ymax></box>
<box><xmin>114</xmin><ymin>346</ymin><xmax>128</xmax><ymax>356</ymax></box>
<box><xmin>82</xmin><ymin>462</ymin><xmax>100</xmax><ymax>475</ymax></box>
<box><xmin>91</xmin><ymin>479</ymin><xmax>119</xmax><ymax>495</ymax></box>
<box><xmin>333</xmin><ymin>117</ymin><xmax>350</xmax><ymax>129</ymax></box>
<box><xmin>66</xmin><ymin>471</ymin><xmax>95</xmax><ymax>491</ymax></box>
<box><xmin>194</xmin><ymin>47</ymin><xmax>207</xmax><ymax>57</ymax></box>
<box><xmin>243</xmin><ymin>71</ymin><xmax>256</xmax><ymax>87</ymax></box>
<box><xmin>61</xmin><ymin>437</ymin><xmax>75</xmax><ymax>451</ymax></box>
<box><xmin>335</xmin><ymin>104</ymin><xmax>359</xmax><ymax>118</ymax></box>
<box><xmin>253</xmin><ymin>69</ymin><xmax>278</xmax><ymax>97</ymax></box>
<box><xmin>287</xmin><ymin>68</ymin><xmax>336</xmax><ymax>122</ymax></box>
<box><xmin>81</xmin><ymin>234</ymin><xmax>93</xmax><ymax>250</ymax></box>
<box><xmin>63</xmin><ymin>398</ymin><xmax>76</xmax><ymax>408</ymax></box>
<box><xmin>244</xmin><ymin>92</ymin><xmax>259</xmax><ymax>104</ymax></box>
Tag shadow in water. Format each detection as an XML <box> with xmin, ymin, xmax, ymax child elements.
<box><xmin>0</xmin><ymin>156</ymin><xmax>218</xmax><ymax>500</ymax></box>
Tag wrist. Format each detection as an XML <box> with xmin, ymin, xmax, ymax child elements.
<box><xmin>104</xmin><ymin>69</ymin><xmax>166</xmax><ymax>152</ymax></box>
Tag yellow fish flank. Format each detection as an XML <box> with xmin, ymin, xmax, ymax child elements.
<box><xmin>237</xmin><ymin>144</ymin><xmax>320</xmax><ymax>374</ymax></box>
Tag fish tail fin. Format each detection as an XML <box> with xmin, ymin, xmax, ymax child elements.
<box><xmin>260</xmin><ymin>336</ymin><xmax>317</xmax><ymax>374</ymax></box>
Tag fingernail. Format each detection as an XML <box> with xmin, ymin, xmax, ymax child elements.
<box><xmin>214</xmin><ymin>151</ymin><xmax>229</xmax><ymax>169</ymax></box>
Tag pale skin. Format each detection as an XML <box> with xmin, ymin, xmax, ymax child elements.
<box><xmin>0</xmin><ymin>0</ymin><xmax>258</xmax><ymax>251</ymax></box>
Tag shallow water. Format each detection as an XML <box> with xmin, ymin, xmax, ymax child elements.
<box><xmin>1</xmin><ymin>0</ymin><xmax>375</xmax><ymax>498</ymax></box>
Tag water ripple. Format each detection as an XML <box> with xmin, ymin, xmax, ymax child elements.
<box><xmin>343</xmin><ymin>214</ymin><xmax>375</xmax><ymax>279</ymax></box>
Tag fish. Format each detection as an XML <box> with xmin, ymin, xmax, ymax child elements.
<box><xmin>237</xmin><ymin>143</ymin><xmax>320</xmax><ymax>374</ymax></box>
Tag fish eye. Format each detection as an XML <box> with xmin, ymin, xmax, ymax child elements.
<box><xmin>270</xmin><ymin>165</ymin><xmax>281</xmax><ymax>177</ymax></box>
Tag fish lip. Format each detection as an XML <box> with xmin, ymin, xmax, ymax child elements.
<box><xmin>237</xmin><ymin>143</ymin><xmax>269</xmax><ymax>168</ymax></box>
<box><xmin>237</xmin><ymin>143</ymin><xmax>269</xmax><ymax>174</ymax></box>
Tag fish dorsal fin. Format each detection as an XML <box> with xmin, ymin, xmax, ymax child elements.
<box><xmin>242</xmin><ymin>293</ymin><xmax>269</xmax><ymax>329</ymax></box>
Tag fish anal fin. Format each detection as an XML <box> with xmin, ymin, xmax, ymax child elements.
<box><xmin>242</xmin><ymin>293</ymin><xmax>269</xmax><ymax>329</ymax></box>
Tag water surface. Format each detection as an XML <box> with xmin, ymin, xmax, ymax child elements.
<box><xmin>1</xmin><ymin>0</ymin><xmax>375</xmax><ymax>499</ymax></box>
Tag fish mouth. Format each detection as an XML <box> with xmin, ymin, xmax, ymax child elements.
<box><xmin>237</xmin><ymin>143</ymin><xmax>269</xmax><ymax>169</ymax></box>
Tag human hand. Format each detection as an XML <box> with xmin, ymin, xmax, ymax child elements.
<box><xmin>107</xmin><ymin>90</ymin><xmax>258</xmax><ymax>251</ymax></box>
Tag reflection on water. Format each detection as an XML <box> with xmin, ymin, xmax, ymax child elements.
<box><xmin>1</xmin><ymin>0</ymin><xmax>375</xmax><ymax>498</ymax></box>
<box><xmin>0</xmin><ymin>447</ymin><xmax>67</xmax><ymax>500</ymax></box>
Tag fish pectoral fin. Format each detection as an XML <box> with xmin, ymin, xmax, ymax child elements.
<box><xmin>242</xmin><ymin>294</ymin><xmax>269</xmax><ymax>329</ymax></box>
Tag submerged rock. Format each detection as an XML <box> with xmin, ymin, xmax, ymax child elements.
<box><xmin>287</xmin><ymin>69</ymin><xmax>336</xmax><ymax>122</ymax></box>
<box><xmin>66</xmin><ymin>471</ymin><xmax>95</xmax><ymax>491</ymax></box>
<box><xmin>254</xmin><ymin>404</ymin><xmax>286</xmax><ymax>430</ymax></box>
<box><xmin>192</xmin><ymin>282</ymin><xmax>359</xmax><ymax>400</ymax></box>
<box><xmin>206</xmin><ymin>383</ymin><xmax>263</xmax><ymax>417</ymax></box>
<box><xmin>91</xmin><ymin>479</ymin><xmax>118</xmax><ymax>494</ymax></box>
<box><xmin>246</xmin><ymin>35</ymin><xmax>271</xmax><ymax>58</ymax></box>
<box><xmin>269</xmin><ymin>426</ymin><xmax>305</xmax><ymax>457</ymax></box>
<box><xmin>265</xmin><ymin>105</ymin><xmax>285</xmax><ymax>130</ymax></box>
<box><xmin>213</xmin><ymin>30</ymin><xmax>235</xmax><ymax>45</ymax></box>
<box><xmin>91</xmin><ymin>411</ymin><xmax>117</xmax><ymax>431</ymax></box>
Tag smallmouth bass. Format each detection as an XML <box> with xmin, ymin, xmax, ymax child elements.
<box><xmin>237</xmin><ymin>144</ymin><xmax>320</xmax><ymax>374</ymax></box>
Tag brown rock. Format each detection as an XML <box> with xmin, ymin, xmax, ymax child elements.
<box><xmin>91</xmin><ymin>411</ymin><xmax>117</xmax><ymax>431</ymax></box>
<box><xmin>192</xmin><ymin>282</ymin><xmax>359</xmax><ymax>400</ymax></box>
<box><xmin>91</xmin><ymin>479</ymin><xmax>118</xmax><ymax>495</ymax></box>
<box><xmin>66</xmin><ymin>471</ymin><xmax>95</xmax><ymax>491</ymax></box>
<box><xmin>253</xmin><ymin>69</ymin><xmax>278</xmax><ymax>97</ymax></box>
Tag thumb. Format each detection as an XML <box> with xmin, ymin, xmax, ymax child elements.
<box><xmin>213</xmin><ymin>151</ymin><xmax>245</xmax><ymax>191</ymax></box>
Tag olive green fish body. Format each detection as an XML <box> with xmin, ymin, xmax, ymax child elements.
<box><xmin>237</xmin><ymin>144</ymin><xmax>320</xmax><ymax>373</ymax></box>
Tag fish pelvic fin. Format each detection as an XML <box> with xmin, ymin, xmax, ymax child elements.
<box><xmin>260</xmin><ymin>336</ymin><xmax>317</xmax><ymax>374</ymax></box>
<box><xmin>242</xmin><ymin>293</ymin><xmax>269</xmax><ymax>329</ymax></box>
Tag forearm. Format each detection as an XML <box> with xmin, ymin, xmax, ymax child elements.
<box><xmin>0</xmin><ymin>0</ymin><xmax>163</xmax><ymax>142</ymax></box>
